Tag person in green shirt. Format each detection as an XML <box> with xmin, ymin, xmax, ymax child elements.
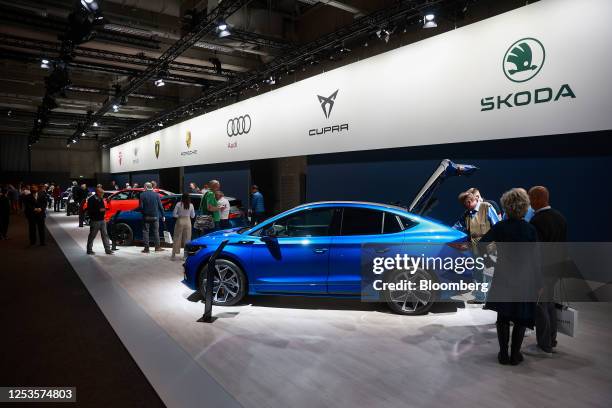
<box><xmin>199</xmin><ymin>179</ymin><xmax>221</xmax><ymax>230</ymax></box>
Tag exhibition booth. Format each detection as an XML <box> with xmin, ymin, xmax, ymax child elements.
<box><xmin>43</xmin><ymin>0</ymin><xmax>612</xmax><ymax>406</ymax></box>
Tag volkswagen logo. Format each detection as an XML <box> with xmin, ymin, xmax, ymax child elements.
<box><xmin>227</xmin><ymin>115</ymin><xmax>251</xmax><ymax>137</ymax></box>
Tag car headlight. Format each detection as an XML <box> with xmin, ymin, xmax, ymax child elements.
<box><xmin>185</xmin><ymin>243</ymin><xmax>206</xmax><ymax>257</ymax></box>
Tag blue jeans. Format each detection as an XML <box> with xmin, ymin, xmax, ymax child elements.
<box><xmin>473</xmin><ymin>266</ymin><xmax>493</xmax><ymax>302</ymax></box>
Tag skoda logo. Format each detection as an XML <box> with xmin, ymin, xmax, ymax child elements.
<box><xmin>227</xmin><ymin>115</ymin><xmax>251</xmax><ymax>137</ymax></box>
<box><xmin>503</xmin><ymin>38</ymin><xmax>545</xmax><ymax>83</ymax></box>
<box><xmin>154</xmin><ymin>140</ymin><xmax>160</xmax><ymax>158</ymax></box>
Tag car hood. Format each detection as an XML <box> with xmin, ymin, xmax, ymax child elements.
<box><xmin>191</xmin><ymin>228</ymin><xmax>243</xmax><ymax>244</ymax></box>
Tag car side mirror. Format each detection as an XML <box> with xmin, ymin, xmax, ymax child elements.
<box><xmin>262</xmin><ymin>226</ymin><xmax>277</xmax><ymax>238</ymax></box>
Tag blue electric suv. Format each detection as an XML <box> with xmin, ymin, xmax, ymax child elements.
<box><xmin>183</xmin><ymin>160</ymin><xmax>478</xmax><ymax>315</ymax></box>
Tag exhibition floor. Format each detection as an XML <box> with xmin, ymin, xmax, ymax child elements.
<box><xmin>47</xmin><ymin>212</ymin><xmax>612</xmax><ymax>408</ymax></box>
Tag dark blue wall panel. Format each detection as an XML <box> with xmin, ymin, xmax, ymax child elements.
<box><xmin>110</xmin><ymin>173</ymin><xmax>129</xmax><ymax>188</ymax></box>
<box><xmin>184</xmin><ymin>161</ymin><xmax>250</xmax><ymax>205</ymax></box>
<box><xmin>307</xmin><ymin>132</ymin><xmax>612</xmax><ymax>241</ymax></box>
<box><xmin>131</xmin><ymin>171</ymin><xmax>159</xmax><ymax>187</ymax></box>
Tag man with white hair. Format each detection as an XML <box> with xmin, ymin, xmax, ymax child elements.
<box><xmin>138</xmin><ymin>182</ymin><xmax>165</xmax><ymax>253</ymax></box>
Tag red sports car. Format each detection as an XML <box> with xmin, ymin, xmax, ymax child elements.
<box><xmin>82</xmin><ymin>188</ymin><xmax>173</xmax><ymax>221</ymax></box>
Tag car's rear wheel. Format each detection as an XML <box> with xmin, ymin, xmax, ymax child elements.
<box><xmin>198</xmin><ymin>259</ymin><xmax>246</xmax><ymax>306</ymax></box>
<box><xmin>113</xmin><ymin>223</ymin><xmax>133</xmax><ymax>246</ymax></box>
<box><xmin>384</xmin><ymin>268</ymin><xmax>438</xmax><ymax>315</ymax></box>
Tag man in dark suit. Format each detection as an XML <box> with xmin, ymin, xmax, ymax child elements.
<box><xmin>24</xmin><ymin>185</ymin><xmax>47</xmax><ymax>246</ymax></box>
<box><xmin>526</xmin><ymin>185</ymin><xmax>567</xmax><ymax>357</ymax></box>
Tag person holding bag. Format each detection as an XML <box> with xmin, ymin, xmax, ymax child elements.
<box><xmin>171</xmin><ymin>193</ymin><xmax>195</xmax><ymax>260</ymax></box>
<box><xmin>196</xmin><ymin>180</ymin><xmax>221</xmax><ymax>234</ymax></box>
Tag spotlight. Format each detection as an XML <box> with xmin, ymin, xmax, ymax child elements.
<box><xmin>155</xmin><ymin>78</ymin><xmax>165</xmax><ymax>87</ymax></box>
<box><xmin>112</xmin><ymin>104</ymin><xmax>119</xmax><ymax>112</ymax></box>
<box><xmin>93</xmin><ymin>121</ymin><xmax>98</xmax><ymax>127</ymax></box>
<box><xmin>423</xmin><ymin>13</ymin><xmax>437</xmax><ymax>29</ymax></box>
<box><xmin>158</xmin><ymin>122</ymin><xmax>163</xmax><ymax>127</ymax></box>
<box><xmin>41</xmin><ymin>58</ymin><xmax>50</xmax><ymax>69</ymax></box>
<box><xmin>216</xmin><ymin>20</ymin><xmax>231</xmax><ymax>38</ymax></box>
<box><xmin>81</xmin><ymin>132</ymin><xmax>86</xmax><ymax>136</ymax></box>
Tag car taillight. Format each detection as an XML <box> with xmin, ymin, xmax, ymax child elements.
<box><xmin>228</xmin><ymin>212</ymin><xmax>241</xmax><ymax>219</ymax></box>
<box><xmin>447</xmin><ymin>241</ymin><xmax>471</xmax><ymax>251</ymax></box>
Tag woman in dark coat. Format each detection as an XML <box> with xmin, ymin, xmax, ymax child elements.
<box><xmin>480</xmin><ymin>188</ymin><xmax>542</xmax><ymax>365</ymax></box>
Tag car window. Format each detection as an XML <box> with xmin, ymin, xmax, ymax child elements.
<box><xmin>341</xmin><ymin>208</ymin><xmax>383</xmax><ymax>236</ymax></box>
<box><xmin>131</xmin><ymin>191</ymin><xmax>142</xmax><ymax>200</ymax></box>
<box><xmin>269</xmin><ymin>208</ymin><xmax>336</xmax><ymax>237</ymax></box>
<box><xmin>398</xmin><ymin>216</ymin><xmax>417</xmax><ymax>230</ymax></box>
<box><xmin>383</xmin><ymin>212</ymin><xmax>404</xmax><ymax>234</ymax></box>
<box><xmin>111</xmin><ymin>191</ymin><xmax>130</xmax><ymax>201</ymax></box>
<box><xmin>162</xmin><ymin>198</ymin><xmax>176</xmax><ymax>211</ymax></box>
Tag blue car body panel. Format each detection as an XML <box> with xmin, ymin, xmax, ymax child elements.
<box><xmin>182</xmin><ymin>201</ymin><xmax>471</xmax><ymax>300</ymax></box>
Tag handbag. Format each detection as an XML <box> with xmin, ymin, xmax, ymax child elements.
<box><xmin>194</xmin><ymin>214</ymin><xmax>214</xmax><ymax>231</ymax></box>
<box><xmin>556</xmin><ymin>278</ymin><xmax>578</xmax><ymax>337</ymax></box>
<box><xmin>162</xmin><ymin>220</ymin><xmax>173</xmax><ymax>244</ymax></box>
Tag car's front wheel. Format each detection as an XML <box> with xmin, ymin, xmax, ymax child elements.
<box><xmin>198</xmin><ymin>258</ymin><xmax>246</xmax><ymax>306</ymax></box>
<box><xmin>383</xmin><ymin>268</ymin><xmax>438</xmax><ymax>315</ymax></box>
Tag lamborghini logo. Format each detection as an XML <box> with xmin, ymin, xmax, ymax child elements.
<box><xmin>186</xmin><ymin>131</ymin><xmax>192</xmax><ymax>148</ymax></box>
<box><xmin>503</xmin><ymin>38</ymin><xmax>545</xmax><ymax>83</ymax></box>
<box><xmin>154</xmin><ymin>140</ymin><xmax>160</xmax><ymax>158</ymax></box>
<box><xmin>317</xmin><ymin>89</ymin><xmax>339</xmax><ymax>119</ymax></box>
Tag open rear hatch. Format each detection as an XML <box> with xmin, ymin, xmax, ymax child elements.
<box><xmin>408</xmin><ymin>159</ymin><xmax>478</xmax><ymax>216</ymax></box>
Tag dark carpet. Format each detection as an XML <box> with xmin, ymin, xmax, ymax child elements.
<box><xmin>0</xmin><ymin>213</ymin><xmax>166</xmax><ymax>407</ymax></box>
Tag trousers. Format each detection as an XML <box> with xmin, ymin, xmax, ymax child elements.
<box><xmin>87</xmin><ymin>220</ymin><xmax>111</xmax><ymax>252</ymax></box>
<box><xmin>172</xmin><ymin>216</ymin><xmax>192</xmax><ymax>255</ymax></box>
<box><xmin>143</xmin><ymin>217</ymin><xmax>160</xmax><ymax>250</ymax></box>
<box><xmin>536</xmin><ymin>301</ymin><xmax>558</xmax><ymax>352</ymax></box>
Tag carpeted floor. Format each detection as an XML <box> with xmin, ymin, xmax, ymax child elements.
<box><xmin>0</xmin><ymin>212</ymin><xmax>165</xmax><ymax>407</ymax></box>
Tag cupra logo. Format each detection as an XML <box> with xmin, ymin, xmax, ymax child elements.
<box><xmin>186</xmin><ymin>131</ymin><xmax>192</xmax><ymax>148</ymax></box>
<box><xmin>317</xmin><ymin>89</ymin><xmax>339</xmax><ymax>118</ymax></box>
<box><xmin>503</xmin><ymin>38</ymin><xmax>545</xmax><ymax>83</ymax></box>
<box><xmin>118</xmin><ymin>151</ymin><xmax>122</xmax><ymax>165</ymax></box>
<box><xmin>133</xmin><ymin>146</ymin><xmax>138</xmax><ymax>156</ymax></box>
<box><xmin>154</xmin><ymin>140</ymin><xmax>160</xmax><ymax>159</ymax></box>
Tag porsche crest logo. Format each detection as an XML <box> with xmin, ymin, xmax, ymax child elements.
<box><xmin>154</xmin><ymin>140</ymin><xmax>160</xmax><ymax>158</ymax></box>
<box><xmin>186</xmin><ymin>131</ymin><xmax>192</xmax><ymax>148</ymax></box>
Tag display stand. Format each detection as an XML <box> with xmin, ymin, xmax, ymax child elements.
<box><xmin>201</xmin><ymin>239</ymin><xmax>229</xmax><ymax>323</ymax></box>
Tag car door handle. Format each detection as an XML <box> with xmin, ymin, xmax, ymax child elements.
<box><xmin>237</xmin><ymin>240</ymin><xmax>254</xmax><ymax>245</ymax></box>
<box><xmin>313</xmin><ymin>248</ymin><xmax>328</xmax><ymax>253</ymax></box>
<box><xmin>375</xmin><ymin>248</ymin><xmax>390</xmax><ymax>253</ymax></box>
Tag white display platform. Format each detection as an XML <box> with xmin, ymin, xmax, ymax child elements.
<box><xmin>47</xmin><ymin>213</ymin><xmax>612</xmax><ymax>408</ymax></box>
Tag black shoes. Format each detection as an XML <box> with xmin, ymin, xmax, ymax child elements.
<box><xmin>142</xmin><ymin>249</ymin><xmax>150</xmax><ymax>253</ymax></box>
<box><xmin>105</xmin><ymin>250</ymin><xmax>114</xmax><ymax>255</ymax></box>
<box><xmin>87</xmin><ymin>250</ymin><xmax>95</xmax><ymax>255</ymax></box>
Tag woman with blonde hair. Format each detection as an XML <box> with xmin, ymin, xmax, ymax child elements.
<box><xmin>479</xmin><ymin>188</ymin><xmax>542</xmax><ymax>365</ymax></box>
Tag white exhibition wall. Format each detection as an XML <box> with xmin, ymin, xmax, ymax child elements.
<box><xmin>110</xmin><ymin>0</ymin><xmax>612</xmax><ymax>174</ymax></box>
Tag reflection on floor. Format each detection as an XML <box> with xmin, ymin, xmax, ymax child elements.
<box><xmin>48</xmin><ymin>213</ymin><xmax>612</xmax><ymax>408</ymax></box>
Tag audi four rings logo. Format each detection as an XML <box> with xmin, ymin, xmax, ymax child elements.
<box><xmin>227</xmin><ymin>115</ymin><xmax>251</xmax><ymax>137</ymax></box>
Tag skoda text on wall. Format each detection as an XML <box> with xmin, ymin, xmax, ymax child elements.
<box><xmin>110</xmin><ymin>0</ymin><xmax>612</xmax><ymax>173</ymax></box>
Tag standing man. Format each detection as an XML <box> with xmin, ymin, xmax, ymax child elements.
<box><xmin>199</xmin><ymin>180</ymin><xmax>220</xmax><ymax>231</ymax></box>
<box><xmin>139</xmin><ymin>182</ymin><xmax>165</xmax><ymax>253</ymax></box>
<box><xmin>189</xmin><ymin>182</ymin><xmax>200</xmax><ymax>194</ymax></box>
<box><xmin>52</xmin><ymin>183</ymin><xmax>62</xmax><ymax>212</ymax></box>
<box><xmin>250</xmin><ymin>185</ymin><xmax>266</xmax><ymax>225</ymax></box>
<box><xmin>24</xmin><ymin>185</ymin><xmax>47</xmax><ymax>246</ymax></box>
<box><xmin>74</xmin><ymin>183</ymin><xmax>88</xmax><ymax>227</ymax></box>
<box><xmin>86</xmin><ymin>187</ymin><xmax>113</xmax><ymax>255</ymax></box>
<box><xmin>0</xmin><ymin>188</ymin><xmax>10</xmax><ymax>239</ymax></box>
<box><xmin>454</xmin><ymin>190</ymin><xmax>500</xmax><ymax>304</ymax></box>
<box><xmin>525</xmin><ymin>185</ymin><xmax>567</xmax><ymax>357</ymax></box>
<box><xmin>216</xmin><ymin>190</ymin><xmax>230</xmax><ymax>229</ymax></box>
<box><xmin>111</xmin><ymin>180</ymin><xmax>119</xmax><ymax>190</ymax></box>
